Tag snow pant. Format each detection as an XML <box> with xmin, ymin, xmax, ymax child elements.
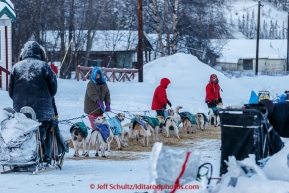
<box><xmin>207</xmin><ymin>102</ymin><xmax>217</xmax><ymax>108</ymax></box>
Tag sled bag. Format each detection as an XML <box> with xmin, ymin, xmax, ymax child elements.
<box><xmin>218</xmin><ymin>108</ymin><xmax>283</xmax><ymax>176</ymax></box>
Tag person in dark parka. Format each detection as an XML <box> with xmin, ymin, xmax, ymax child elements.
<box><xmin>259</xmin><ymin>99</ymin><xmax>289</xmax><ymax>137</ymax></box>
<box><xmin>8</xmin><ymin>41</ymin><xmax>57</xmax><ymax>164</ymax></box>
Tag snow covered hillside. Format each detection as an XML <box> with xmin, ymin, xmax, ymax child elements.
<box><xmin>227</xmin><ymin>0</ymin><xmax>288</xmax><ymax>39</ymax></box>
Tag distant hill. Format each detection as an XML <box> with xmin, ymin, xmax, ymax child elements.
<box><xmin>226</xmin><ymin>0</ymin><xmax>288</xmax><ymax>39</ymax></box>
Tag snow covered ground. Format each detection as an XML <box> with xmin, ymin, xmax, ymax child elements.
<box><xmin>0</xmin><ymin>53</ymin><xmax>289</xmax><ymax>192</ymax></box>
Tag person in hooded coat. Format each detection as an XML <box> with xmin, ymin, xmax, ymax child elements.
<box><xmin>151</xmin><ymin>78</ymin><xmax>172</xmax><ymax>116</ymax></box>
<box><xmin>205</xmin><ymin>74</ymin><xmax>222</xmax><ymax>108</ymax></box>
<box><xmin>84</xmin><ymin>66</ymin><xmax>111</xmax><ymax>129</ymax></box>
<box><xmin>259</xmin><ymin>99</ymin><xmax>289</xmax><ymax>138</ymax></box>
<box><xmin>8</xmin><ymin>41</ymin><xmax>57</xmax><ymax>164</ymax></box>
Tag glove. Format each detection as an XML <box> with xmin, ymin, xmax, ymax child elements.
<box><xmin>212</xmin><ymin>99</ymin><xmax>218</xmax><ymax>104</ymax></box>
<box><xmin>162</xmin><ymin>104</ymin><xmax>167</xmax><ymax>109</ymax></box>
<box><xmin>167</xmin><ymin>100</ymin><xmax>172</xmax><ymax>107</ymax></box>
<box><xmin>105</xmin><ymin>104</ymin><xmax>111</xmax><ymax>112</ymax></box>
<box><xmin>97</xmin><ymin>101</ymin><xmax>104</xmax><ymax>109</ymax></box>
<box><xmin>218</xmin><ymin>98</ymin><xmax>222</xmax><ymax>103</ymax></box>
<box><xmin>54</xmin><ymin>115</ymin><xmax>59</xmax><ymax>120</ymax></box>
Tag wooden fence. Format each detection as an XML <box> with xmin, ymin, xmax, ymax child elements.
<box><xmin>76</xmin><ymin>66</ymin><xmax>138</xmax><ymax>82</ymax></box>
<box><xmin>0</xmin><ymin>66</ymin><xmax>10</xmax><ymax>91</ymax></box>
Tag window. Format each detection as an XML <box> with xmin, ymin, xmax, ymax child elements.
<box><xmin>243</xmin><ymin>59</ymin><xmax>253</xmax><ymax>70</ymax></box>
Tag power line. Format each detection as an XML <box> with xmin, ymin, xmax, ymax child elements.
<box><xmin>234</xmin><ymin>4</ymin><xmax>258</xmax><ymax>14</ymax></box>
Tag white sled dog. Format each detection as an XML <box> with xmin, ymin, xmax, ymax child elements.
<box><xmin>85</xmin><ymin>116</ymin><xmax>113</xmax><ymax>158</ymax></box>
<box><xmin>208</xmin><ymin>103</ymin><xmax>223</xmax><ymax>127</ymax></box>
<box><xmin>164</xmin><ymin>108</ymin><xmax>181</xmax><ymax>138</ymax></box>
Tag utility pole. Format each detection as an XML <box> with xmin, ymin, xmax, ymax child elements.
<box><xmin>137</xmin><ymin>0</ymin><xmax>143</xmax><ymax>82</ymax></box>
<box><xmin>287</xmin><ymin>12</ymin><xmax>289</xmax><ymax>72</ymax></box>
<box><xmin>255</xmin><ymin>0</ymin><xmax>261</xmax><ymax>76</ymax></box>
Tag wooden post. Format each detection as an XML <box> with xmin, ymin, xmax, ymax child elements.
<box><xmin>76</xmin><ymin>66</ymin><xmax>80</xmax><ymax>81</ymax></box>
<box><xmin>255</xmin><ymin>1</ymin><xmax>261</xmax><ymax>76</ymax></box>
<box><xmin>137</xmin><ymin>0</ymin><xmax>143</xmax><ymax>82</ymax></box>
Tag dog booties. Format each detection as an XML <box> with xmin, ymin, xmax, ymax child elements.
<box><xmin>178</xmin><ymin>112</ymin><xmax>197</xmax><ymax>124</ymax></box>
<box><xmin>95</xmin><ymin>124</ymin><xmax>110</xmax><ymax>143</ymax></box>
<box><xmin>107</xmin><ymin>117</ymin><xmax>122</xmax><ymax>135</ymax></box>
<box><xmin>70</xmin><ymin>122</ymin><xmax>88</xmax><ymax>138</ymax></box>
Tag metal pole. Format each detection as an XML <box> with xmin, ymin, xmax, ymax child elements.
<box><xmin>137</xmin><ymin>0</ymin><xmax>143</xmax><ymax>82</ymax></box>
<box><xmin>255</xmin><ymin>1</ymin><xmax>261</xmax><ymax>76</ymax></box>
<box><xmin>287</xmin><ymin>12</ymin><xmax>289</xmax><ymax>72</ymax></box>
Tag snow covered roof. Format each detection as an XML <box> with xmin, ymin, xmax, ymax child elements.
<box><xmin>44</xmin><ymin>30</ymin><xmax>142</xmax><ymax>52</ymax></box>
<box><xmin>0</xmin><ymin>0</ymin><xmax>16</xmax><ymax>22</ymax></box>
<box><xmin>217</xmin><ymin>39</ymin><xmax>287</xmax><ymax>63</ymax></box>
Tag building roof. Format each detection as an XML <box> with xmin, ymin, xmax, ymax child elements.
<box><xmin>44</xmin><ymin>30</ymin><xmax>150</xmax><ymax>52</ymax></box>
<box><xmin>0</xmin><ymin>0</ymin><xmax>16</xmax><ymax>22</ymax></box>
<box><xmin>217</xmin><ymin>39</ymin><xmax>287</xmax><ymax>63</ymax></box>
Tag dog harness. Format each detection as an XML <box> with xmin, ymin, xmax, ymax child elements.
<box><xmin>70</xmin><ymin>122</ymin><xmax>88</xmax><ymax>138</ymax></box>
<box><xmin>178</xmin><ymin>112</ymin><xmax>197</xmax><ymax>124</ymax></box>
<box><xmin>211</xmin><ymin>107</ymin><xmax>219</xmax><ymax>116</ymax></box>
<box><xmin>130</xmin><ymin>118</ymin><xmax>148</xmax><ymax>130</ymax></box>
<box><xmin>95</xmin><ymin>124</ymin><xmax>110</xmax><ymax>143</ymax></box>
<box><xmin>142</xmin><ymin>116</ymin><xmax>160</xmax><ymax>129</ymax></box>
<box><xmin>107</xmin><ymin>117</ymin><xmax>122</xmax><ymax>135</ymax></box>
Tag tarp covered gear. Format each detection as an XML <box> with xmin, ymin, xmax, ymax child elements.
<box><xmin>149</xmin><ymin>142</ymin><xmax>202</xmax><ymax>193</ymax></box>
<box><xmin>219</xmin><ymin>105</ymin><xmax>283</xmax><ymax>176</ymax></box>
<box><xmin>210</xmin><ymin>155</ymin><xmax>289</xmax><ymax>193</ymax></box>
<box><xmin>0</xmin><ymin>110</ymin><xmax>41</xmax><ymax>164</ymax></box>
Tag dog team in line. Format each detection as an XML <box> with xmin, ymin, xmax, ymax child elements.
<box><xmin>8</xmin><ymin>40</ymin><xmax>223</xmax><ymax>160</ymax></box>
<box><xmin>70</xmin><ymin>66</ymin><xmax>223</xmax><ymax>158</ymax></box>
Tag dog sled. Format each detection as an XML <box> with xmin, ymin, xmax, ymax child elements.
<box><xmin>218</xmin><ymin>104</ymin><xmax>284</xmax><ymax>176</ymax></box>
<box><xmin>0</xmin><ymin>107</ymin><xmax>68</xmax><ymax>174</ymax></box>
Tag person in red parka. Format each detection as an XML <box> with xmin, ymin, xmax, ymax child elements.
<box><xmin>205</xmin><ymin>74</ymin><xmax>222</xmax><ymax>108</ymax></box>
<box><xmin>151</xmin><ymin>78</ymin><xmax>172</xmax><ymax>117</ymax></box>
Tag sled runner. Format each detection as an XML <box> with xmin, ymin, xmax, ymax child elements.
<box><xmin>0</xmin><ymin>107</ymin><xmax>68</xmax><ymax>174</ymax></box>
